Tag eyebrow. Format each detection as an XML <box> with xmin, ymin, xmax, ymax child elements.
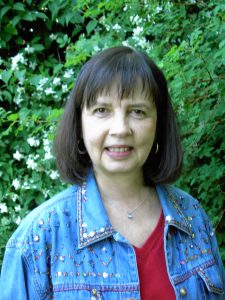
<box><xmin>94</xmin><ymin>97</ymin><xmax>152</xmax><ymax>105</ymax></box>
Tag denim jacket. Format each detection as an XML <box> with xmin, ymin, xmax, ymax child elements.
<box><xmin>1</xmin><ymin>172</ymin><xmax>225</xmax><ymax>300</ymax></box>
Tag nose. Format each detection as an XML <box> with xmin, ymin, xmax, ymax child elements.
<box><xmin>109</xmin><ymin>112</ymin><xmax>132</xmax><ymax>136</ymax></box>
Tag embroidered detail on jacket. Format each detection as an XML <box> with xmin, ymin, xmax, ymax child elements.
<box><xmin>77</xmin><ymin>184</ymin><xmax>114</xmax><ymax>248</ymax></box>
<box><xmin>165</xmin><ymin>188</ymin><xmax>194</xmax><ymax>236</ymax></box>
<box><xmin>53</xmin><ymin>283</ymin><xmax>139</xmax><ymax>293</ymax></box>
<box><xmin>173</xmin><ymin>259</ymin><xmax>216</xmax><ymax>284</ymax></box>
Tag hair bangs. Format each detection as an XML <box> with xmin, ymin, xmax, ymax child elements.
<box><xmin>83</xmin><ymin>50</ymin><xmax>156</xmax><ymax>108</ymax></box>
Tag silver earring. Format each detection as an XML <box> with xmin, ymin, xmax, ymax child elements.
<box><xmin>78</xmin><ymin>140</ymin><xmax>87</xmax><ymax>155</ymax></box>
<box><xmin>155</xmin><ymin>142</ymin><xmax>159</xmax><ymax>154</ymax></box>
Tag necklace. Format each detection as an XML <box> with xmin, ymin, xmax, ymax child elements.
<box><xmin>127</xmin><ymin>197</ymin><xmax>148</xmax><ymax>220</ymax></box>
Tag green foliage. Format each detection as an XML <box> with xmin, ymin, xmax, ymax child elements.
<box><xmin>0</xmin><ymin>0</ymin><xmax>224</xmax><ymax>265</ymax></box>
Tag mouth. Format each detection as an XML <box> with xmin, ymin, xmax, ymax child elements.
<box><xmin>105</xmin><ymin>146</ymin><xmax>133</xmax><ymax>158</ymax></box>
<box><xmin>106</xmin><ymin>146</ymin><xmax>132</xmax><ymax>153</ymax></box>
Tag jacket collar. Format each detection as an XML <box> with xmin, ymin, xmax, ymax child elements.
<box><xmin>77</xmin><ymin>171</ymin><xmax>114</xmax><ymax>249</ymax></box>
<box><xmin>156</xmin><ymin>185</ymin><xmax>194</xmax><ymax>237</ymax></box>
<box><xmin>77</xmin><ymin>172</ymin><xmax>194</xmax><ymax>249</ymax></box>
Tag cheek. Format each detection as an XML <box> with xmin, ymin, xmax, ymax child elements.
<box><xmin>138</xmin><ymin>120</ymin><xmax>156</xmax><ymax>139</ymax></box>
<box><xmin>82</xmin><ymin>123</ymin><xmax>104</xmax><ymax>147</ymax></box>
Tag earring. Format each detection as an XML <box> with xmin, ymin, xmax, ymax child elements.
<box><xmin>154</xmin><ymin>142</ymin><xmax>159</xmax><ymax>154</ymax></box>
<box><xmin>78</xmin><ymin>139</ymin><xmax>87</xmax><ymax>155</ymax></box>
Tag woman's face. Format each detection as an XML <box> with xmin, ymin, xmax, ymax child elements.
<box><xmin>81</xmin><ymin>82</ymin><xmax>157</xmax><ymax>179</ymax></box>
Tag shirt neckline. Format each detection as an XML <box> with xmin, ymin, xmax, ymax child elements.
<box><xmin>133</xmin><ymin>210</ymin><xmax>164</xmax><ymax>258</ymax></box>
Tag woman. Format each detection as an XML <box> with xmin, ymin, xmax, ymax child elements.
<box><xmin>1</xmin><ymin>46</ymin><xmax>224</xmax><ymax>299</ymax></box>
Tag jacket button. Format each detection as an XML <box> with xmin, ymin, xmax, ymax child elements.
<box><xmin>91</xmin><ymin>288</ymin><xmax>97</xmax><ymax>296</ymax></box>
<box><xmin>180</xmin><ymin>287</ymin><xmax>187</xmax><ymax>296</ymax></box>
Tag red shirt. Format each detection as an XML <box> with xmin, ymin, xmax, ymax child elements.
<box><xmin>134</xmin><ymin>211</ymin><xmax>176</xmax><ymax>300</ymax></box>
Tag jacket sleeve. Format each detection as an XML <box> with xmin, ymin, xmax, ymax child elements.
<box><xmin>1</xmin><ymin>245</ymin><xmax>40</xmax><ymax>300</ymax></box>
<box><xmin>201</xmin><ymin>206</ymin><xmax>225</xmax><ymax>287</ymax></box>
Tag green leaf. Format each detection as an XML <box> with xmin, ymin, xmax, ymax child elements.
<box><xmin>1</xmin><ymin>70</ymin><xmax>13</xmax><ymax>84</ymax></box>
<box><xmin>13</xmin><ymin>2</ymin><xmax>25</xmax><ymax>11</ymax></box>
<box><xmin>4</xmin><ymin>23</ymin><xmax>18</xmax><ymax>35</ymax></box>
<box><xmin>18</xmin><ymin>107</ymin><xmax>30</xmax><ymax>122</ymax></box>
<box><xmin>3</xmin><ymin>90</ymin><xmax>12</xmax><ymax>103</ymax></box>
<box><xmin>14</xmin><ymin>70</ymin><xmax>26</xmax><ymax>81</ymax></box>
<box><xmin>0</xmin><ymin>6</ymin><xmax>11</xmax><ymax>19</ymax></box>
<box><xmin>22</xmin><ymin>12</ymin><xmax>37</xmax><ymax>21</ymax></box>
<box><xmin>32</xmin><ymin>44</ymin><xmax>45</xmax><ymax>51</ymax></box>
<box><xmin>7</xmin><ymin>113</ymin><xmax>19</xmax><ymax>121</ymax></box>
<box><xmin>36</xmin><ymin>12</ymin><xmax>48</xmax><ymax>19</ymax></box>
<box><xmin>12</xmin><ymin>15</ymin><xmax>22</xmax><ymax>27</ymax></box>
<box><xmin>86</xmin><ymin>20</ymin><xmax>97</xmax><ymax>34</ymax></box>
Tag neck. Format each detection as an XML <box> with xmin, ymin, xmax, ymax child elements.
<box><xmin>94</xmin><ymin>169</ymin><xmax>146</xmax><ymax>203</ymax></box>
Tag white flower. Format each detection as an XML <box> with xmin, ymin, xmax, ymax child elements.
<box><xmin>133</xmin><ymin>26</ymin><xmax>143</xmax><ymax>36</ymax></box>
<box><xmin>43</xmin><ymin>138</ymin><xmax>50</xmax><ymax>146</ymax></box>
<box><xmin>13</xmin><ymin>150</ymin><xmax>23</xmax><ymax>161</ymax></box>
<box><xmin>29</xmin><ymin>61</ymin><xmax>37</xmax><ymax>70</ymax></box>
<box><xmin>105</xmin><ymin>24</ymin><xmax>111</xmax><ymax>31</ymax></box>
<box><xmin>93</xmin><ymin>45</ymin><xmax>100</xmax><ymax>52</ymax></box>
<box><xmin>11</xmin><ymin>53</ymin><xmax>22</xmax><ymax>70</ymax></box>
<box><xmin>112</xmin><ymin>24</ymin><xmax>121</xmax><ymax>32</ymax></box>
<box><xmin>62</xmin><ymin>84</ymin><xmax>68</xmax><ymax>93</ymax></box>
<box><xmin>45</xmin><ymin>87</ymin><xmax>55</xmax><ymax>95</ymax></box>
<box><xmin>53</xmin><ymin>77</ymin><xmax>60</xmax><ymax>86</ymax></box>
<box><xmin>131</xmin><ymin>15</ymin><xmax>142</xmax><ymax>25</ymax></box>
<box><xmin>39</xmin><ymin>78</ymin><xmax>48</xmax><ymax>85</ymax></box>
<box><xmin>12</xmin><ymin>194</ymin><xmax>18</xmax><ymax>202</ymax></box>
<box><xmin>24</xmin><ymin>45</ymin><xmax>35</xmax><ymax>54</ymax></box>
<box><xmin>27</xmin><ymin>137</ymin><xmax>40</xmax><ymax>147</ymax></box>
<box><xmin>0</xmin><ymin>203</ymin><xmax>8</xmax><ymax>213</ymax></box>
<box><xmin>44</xmin><ymin>151</ymin><xmax>53</xmax><ymax>160</ymax></box>
<box><xmin>43</xmin><ymin>189</ymin><xmax>50</xmax><ymax>198</ymax></box>
<box><xmin>122</xmin><ymin>40</ymin><xmax>130</xmax><ymax>47</ymax></box>
<box><xmin>136</xmin><ymin>37</ymin><xmax>148</xmax><ymax>48</ymax></box>
<box><xmin>14</xmin><ymin>95</ymin><xmax>23</xmax><ymax>105</ymax></box>
<box><xmin>17</xmin><ymin>86</ymin><xmax>25</xmax><ymax>93</ymax></box>
<box><xmin>12</xmin><ymin>178</ymin><xmax>21</xmax><ymax>190</ymax></box>
<box><xmin>64</xmin><ymin>69</ymin><xmax>73</xmax><ymax>78</ymax></box>
<box><xmin>43</xmin><ymin>139</ymin><xmax>53</xmax><ymax>159</ymax></box>
<box><xmin>50</xmin><ymin>33</ymin><xmax>57</xmax><ymax>40</ymax></box>
<box><xmin>22</xmin><ymin>181</ymin><xmax>29</xmax><ymax>190</ymax></box>
<box><xmin>26</xmin><ymin>158</ymin><xmax>37</xmax><ymax>170</ymax></box>
<box><xmin>15</xmin><ymin>205</ymin><xmax>21</xmax><ymax>212</ymax></box>
<box><xmin>37</xmin><ymin>77</ymin><xmax>48</xmax><ymax>91</ymax></box>
<box><xmin>49</xmin><ymin>170</ymin><xmax>59</xmax><ymax>180</ymax></box>
<box><xmin>156</xmin><ymin>5</ymin><xmax>163</xmax><ymax>13</ymax></box>
<box><xmin>43</xmin><ymin>141</ymin><xmax>50</xmax><ymax>153</ymax></box>
<box><xmin>15</xmin><ymin>216</ymin><xmax>21</xmax><ymax>225</ymax></box>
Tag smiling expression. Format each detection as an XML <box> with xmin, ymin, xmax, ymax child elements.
<box><xmin>81</xmin><ymin>82</ymin><xmax>157</xmax><ymax>179</ymax></box>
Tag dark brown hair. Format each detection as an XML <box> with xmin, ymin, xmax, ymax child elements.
<box><xmin>54</xmin><ymin>46</ymin><xmax>182</xmax><ymax>185</ymax></box>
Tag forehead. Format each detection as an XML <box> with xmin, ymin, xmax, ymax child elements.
<box><xmin>100</xmin><ymin>81</ymin><xmax>151</xmax><ymax>101</ymax></box>
<box><xmin>85</xmin><ymin>77</ymin><xmax>152</xmax><ymax>107</ymax></box>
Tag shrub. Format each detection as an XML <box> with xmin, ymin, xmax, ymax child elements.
<box><xmin>0</xmin><ymin>0</ymin><xmax>224</xmax><ymax>265</ymax></box>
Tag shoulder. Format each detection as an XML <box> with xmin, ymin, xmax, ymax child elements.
<box><xmin>6</xmin><ymin>185</ymin><xmax>79</xmax><ymax>249</ymax></box>
<box><xmin>158</xmin><ymin>184</ymin><xmax>212</xmax><ymax>228</ymax></box>
<box><xmin>158</xmin><ymin>184</ymin><xmax>202</xmax><ymax>209</ymax></box>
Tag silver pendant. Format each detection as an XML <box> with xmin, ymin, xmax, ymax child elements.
<box><xmin>127</xmin><ymin>212</ymin><xmax>133</xmax><ymax>219</ymax></box>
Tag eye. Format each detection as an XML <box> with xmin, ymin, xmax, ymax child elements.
<box><xmin>93</xmin><ymin>107</ymin><xmax>109</xmax><ymax>116</ymax></box>
<box><xmin>130</xmin><ymin>109</ymin><xmax>146</xmax><ymax>118</ymax></box>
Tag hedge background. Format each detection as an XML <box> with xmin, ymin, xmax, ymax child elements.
<box><xmin>0</xmin><ymin>0</ymin><xmax>224</xmax><ymax>266</ymax></box>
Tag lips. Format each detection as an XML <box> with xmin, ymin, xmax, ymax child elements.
<box><xmin>105</xmin><ymin>145</ymin><xmax>133</xmax><ymax>158</ymax></box>
<box><xmin>107</xmin><ymin>147</ymin><xmax>131</xmax><ymax>153</ymax></box>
